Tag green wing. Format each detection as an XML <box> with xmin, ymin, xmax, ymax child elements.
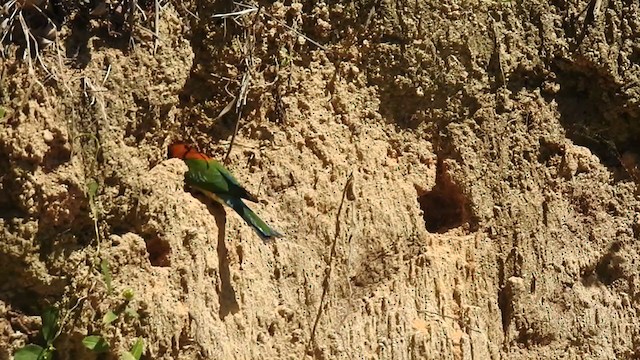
<box><xmin>184</xmin><ymin>158</ymin><xmax>258</xmax><ymax>202</ymax></box>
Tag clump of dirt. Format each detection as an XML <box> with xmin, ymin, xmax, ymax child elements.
<box><xmin>2</xmin><ymin>0</ymin><xmax>640</xmax><ymax>359</ymax></box>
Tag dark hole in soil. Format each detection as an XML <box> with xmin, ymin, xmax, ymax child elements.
<box><xmin>594</xmin><ymin>242</ymin><xmax>626</xmax><ymax>286</ymax></box>
<box><xmin>145</xmin><ymin>235</ymin><xmax>171</xmax><ymax>267</ymax></box>
<box><xmin>417</xmin><ymin>159</ymin><xmax>469</xmax><ymax>233</ymax></box>
<box><xmin>418</xmin><ymin>191</ymin><xmax>465</xmax><ymax>233</ymax></box>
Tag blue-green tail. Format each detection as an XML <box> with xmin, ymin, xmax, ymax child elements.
<box><xmin>222</xmin><ymin>196</ymin><xmax>282</xmax><ymax>241</ymax></box>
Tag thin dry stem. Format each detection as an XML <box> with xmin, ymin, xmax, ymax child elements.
<box><xmin>212</xmin><ymin>6</ymin><xmax>257</xmax><ymax>18</ymax></box>
<box><xmin>222</xmin><ymin>7</ymin><xmax>259</xmax><ymax>164</ymax></box>
<box><xmin>306</xmin><ymin>173</ymin><xmax>354</xmax><ymax>353</ymax></box>
<box><xmin>153</xmin><ymin>0</ymin><xmax>160</xmax><ymax>53</ymax></box>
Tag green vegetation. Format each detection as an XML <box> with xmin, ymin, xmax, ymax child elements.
<box><xmin>82</xmin><ymin>335</ymin><xmax>109</xmax><ymax>353</ymax></box>
<box><xmin>13</xmin><ymin>261</ymin><xmax>142</xmax><ymax>358</ymax></box>
<box><xmin>13</xmin><ymin>307</ymin><xmax>59</xmax><ymax>360</ymax></box>
<box><xmin>122</xmin><ymin>338</ymin><xmax>145</xmax><ymax>360</ymax></box>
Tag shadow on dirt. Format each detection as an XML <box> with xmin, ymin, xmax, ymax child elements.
<box><xmin>61</xmin><ymin>0</ymin><xmax>158</xmax><ymax>69</ymax></box>
<box><xmin>509</xmin><ymin>58</ymin><xmax>640</xmax><ymax>181</ymax></box>
<box><xmin>205</xmin><ymin>201</ymin><xmax>240</xmax><ymax>319</ymax></box>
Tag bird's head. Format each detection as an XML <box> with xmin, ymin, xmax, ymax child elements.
<box><xmin>168</xmin><ymin>143</ymin><xmax>211</xmax><ymax>161</ymax></box>
<box><xmin>168</xmin><ymin>143</ymin><xmax>190</xmax><ymax>159</ymax></box>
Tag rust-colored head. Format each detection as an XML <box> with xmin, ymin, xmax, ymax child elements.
<box><xmin>168</xmin><ymin>143</ymin><xmax>190</xmax><ymax>159</ymax></box>
<box><xmin>167</xmin><ymin>143</ymin><xmax>210</xmax><ymax>161</ymax></box>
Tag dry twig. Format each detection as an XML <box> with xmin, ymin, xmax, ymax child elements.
<box><xmin>306</xmin><ymin>173</ymin><xmax>354</xmax><ymax>354</ymax></box>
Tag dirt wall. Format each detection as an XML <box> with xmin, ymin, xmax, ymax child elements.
<box><xmin>1</xmin><ymin>0</ymin><xmax>640</xmax><ymax>359</ymax></box>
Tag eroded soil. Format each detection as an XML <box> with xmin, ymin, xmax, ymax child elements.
<box><xmin>2</xmin><ymin>0</ymin><xmax>640</xmax><ymax>359</ymax></box>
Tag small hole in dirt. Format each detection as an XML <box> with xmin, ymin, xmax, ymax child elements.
<box><xmin>582</xmin><ymin>242</ymin><xmax>626</xmax><ymax>287</ymax></box>
<box><xmin>538</xmin><ymin>137</ymin><xmax>564</xmax><ymax>164</ymax></box>
<box><xmin>418</xmin><ymin>191</ymin><xmax>465</xmax><ymax>232</ymax></box>
<box><xmin>417</xmin><ymin>159</ymin><xmax>469</xmax><ymax>233</ymax></box>
<box><xmin>145</xmin><ymin>236</ymin><xmax>171</xmax><ymax>267</ymax></box>
<box><xmin>268</xmin><ymin>323</ymin><xmax>277</xmax><ymax>336</ymax></box>
<box><xmin>594</xmin><ymin>245</ymin><xmax>626</xmax><ymax>286</ymax></box>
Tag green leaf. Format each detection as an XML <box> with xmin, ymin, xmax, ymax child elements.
<box><xmin>0</xmin><ymin>107</ymin><xmax>5</xmax><ymax>119</ymax></box>
<box><xmin>101</xmin><ymin>259</ymin><xmax>113</xmax><ymax>294</ymax></box>
<box><xmin>102</xmin><ymin>310</ymin><xmax>118</xmax><ymax>325</ymax></box>
<box><xmin>87</xmin><ymin>179</ymin><xmax>99</xmax><ymax>198</ymax></box>
<box><xmin>82</xmin><ymin>335</ymin><xmax>110</xmax><ymax>353</ymax></box>
<box><xmin>130</xmin><ymin>337</ymin><xmax>144</xmax><ymax>359</ymax></box>
<box><xmin>14</xmin><ymin>344</ymin><xmax>44</xmax><ymax>360</ymax></box>
<box><xmin>41</xmin><ymin>307</ymin><xmax>59</xmax><ymax>344</ymax></box>
<box><xmin>120</xmin><ymin>352</ymin><xmax>136</xmax><ymax>360</ymax></box>
<box><xmin>122</xmin><ymin>288</ymin><xmax>134</xmax><ymax>302</ymax></box>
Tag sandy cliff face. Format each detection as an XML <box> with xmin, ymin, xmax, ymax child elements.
<box><xmin>1</xmin><ymin>0</ymin><xmax>640</xmax><ymax>359</ymax></box>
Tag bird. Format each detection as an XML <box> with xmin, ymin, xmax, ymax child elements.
<box><xmin>168</xmin><ymin>142</ymin><xmax>282</xmax><ymax>241</ymax></box>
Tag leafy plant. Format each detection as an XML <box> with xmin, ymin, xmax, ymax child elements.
<box><xmin>101</xmin><ymin>288</ymin><xmax>139</xmax><ymax>327</ymax></box>
<box><xmin>103</xmin><ymin>310</ymin><xmax>119</xmax><ymax>325</ymax></box>
<box><xmin>13</xmin><ymin>307</ymin><xmax>59</xmax><ymax>360</ymax></box>
<box><xmin>121</xmin><ymin>337</ymin><xmax>144</xmax><ymax>360</ymax></box>
<box><xmin>82</xmin><ymin>287</ymin><xmax>140</xmax><ymax>356</ymax></box>
<box><xmin>82</xmin><ymin>335</ymin><xmax>110</xmax><ymax>353</ymax></box>
<box><xmin>13</xmin><ymin>344</ymin><xmax>49</xmax><ymax>360</ymax></box>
